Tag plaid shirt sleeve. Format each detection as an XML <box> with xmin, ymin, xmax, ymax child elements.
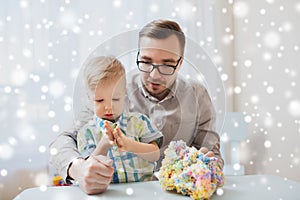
<box><xmin>77</xmin><ymin>124</ymin><xmax>98</xmax><ymax>158</ymax></box>
<box><xmin>128</xmin><ymin>113</ymin><xmax>164</xmax><ymax>147</ymax></box>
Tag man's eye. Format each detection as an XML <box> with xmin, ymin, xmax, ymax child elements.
<box><xmin>163</xmin><ymin>63</ymin><xmax>176</xmax><ymax>67</ymax></box>
<box><xmin>140</xmin><ymin>61</ymin><xmax>151</xmax><ymax>65</ymax></box>
<box><xmin>95</xmin><ymin>99</ymin><xmax>104</xmax><ymax>102</ymax></box>
<box><xmin>112</xmin><ymin>99</ymin><xmax>120</xmax><ymax>101</ymax></box>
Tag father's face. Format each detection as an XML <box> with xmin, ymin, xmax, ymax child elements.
<box><xmin>138</xmin><ymin>34</ymin><xmax>182</xmax><ymax>96</ymax></box>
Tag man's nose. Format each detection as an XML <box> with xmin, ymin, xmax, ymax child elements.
<box><xmin>150</xmin><ymin>67</ymin><xmax>161</xmax><ymax>79</ymax></box>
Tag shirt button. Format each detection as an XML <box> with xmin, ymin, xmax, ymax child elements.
<box><xmin>156</xmin><ymin>123</ymin><xmax>161</xmax><ymax>129</ymax></box>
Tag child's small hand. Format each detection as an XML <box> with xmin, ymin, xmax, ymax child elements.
<box><xmin>92</xmin><ymin>122</ymin><xmax>116</xmax><ymax>156</ymax></box>
<box><xmin>113</xmin><ymin>125</ymin><xmax>132</xmax><ymax>151</ymax></box>
<box><xmin>103</xmin><ymin>121</ymin><xmax>115</xmax><ymax>146</ymax></box>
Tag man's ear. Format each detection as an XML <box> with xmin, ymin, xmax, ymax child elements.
<box><xmin>177</xmin><ymin>57</ymin><xmax>184</xmax><ymax>70</ymax></box>
<box><xmin>180</xmin><ymin>57</ymin><xmax>184</xmax><ymax>65</ymax></box>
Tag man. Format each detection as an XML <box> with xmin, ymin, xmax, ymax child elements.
<box><xmin>49</xmin><ymin>19</ymin><xmax>223</xmax><ymax>194</ymax></box>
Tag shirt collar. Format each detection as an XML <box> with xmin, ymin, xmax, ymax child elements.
<box><xmin>94</xmin><ymin>113</ymin><xmax>123</xmax><ymax>127</ymax></box>
<box><xmin>138</xmin><ymin>76</ymin><xmax>178</xmax><ymax>102</ymax></box>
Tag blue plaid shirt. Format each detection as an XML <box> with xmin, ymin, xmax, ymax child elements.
<box><xmin>77</xmin><ymin>112</ymin><xmax>163</xmax><ymax>183</ymax></box>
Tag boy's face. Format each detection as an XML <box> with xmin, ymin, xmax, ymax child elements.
<box><xmin>138</xmin><ymin>34</ymin><xmax>182</xmax><ymax>96</ymax></box>
<box><xmin>93</xmin><ymin>77</ymin><xmax>126</xmax><ymax>121</ymax></box>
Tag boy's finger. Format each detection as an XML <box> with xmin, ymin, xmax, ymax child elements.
<box><xmin>115</xmin><ymin>125</ymin><xmax>122</xmax><ymax>136</ymax></box>
<box><xmin>105</xmin><ymin>130</ymin><xmax>114</xmax><ymax>140</ymax></box>
<box><xmin>106</xmin><ymin>131</ymin><xmax>115</xmax><ymax>144</ymax></box>
<box><xmin>108</xmin><ymin>140</ymin><xmax>115</xmax><ymax>145</ymax></box>
<box><xmin>104</xmin><ymin>121</ymin><xmax>113</xmax><ymax>132</ymax></box>
<box><xmin>112</xmin><ymin>129</ymin><xmax>119</xmax><ymax>139</ymax></box>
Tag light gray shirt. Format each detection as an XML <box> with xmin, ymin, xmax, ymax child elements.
<box><xmin>126</xmin><ymin>72</ymin><xmax>223</xmax><ymax>170</ymax></box>
<box><xmin>49</xmin><ymin>70</ymin><xmax>224</xmax><ymax>181</ymax></box>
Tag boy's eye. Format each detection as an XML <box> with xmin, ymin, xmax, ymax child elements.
<box><xmin>112</xmin><ymin>98</ymin><xmax>120</xmax><ymax>101</ymax></box>
<box><xmin>95</xmin><ymin>99</ymin><xmax>104</xmax><ymax>103</ymax></box>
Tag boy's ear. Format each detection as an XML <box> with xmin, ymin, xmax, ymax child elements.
<box><xmin>86</xmin><ymin>92</ymin><xmax>93</xmax><ymax>101</ymax></box>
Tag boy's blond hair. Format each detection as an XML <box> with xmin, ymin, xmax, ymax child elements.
<box><xmin>84</xmin><ymin>56</ymin><xmax>126</xmax><ymax>97</ymax></box>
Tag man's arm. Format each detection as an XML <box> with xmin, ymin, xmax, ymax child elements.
<box><xmin>49</xmin><ymin>127</ymin><xmax>114</xmax><ymax>195</ymax></box>
<box><xmin>192</xmin><ymin>85</ymin><xmax>224</xmax><ymax>170</ymax></box>
<box><xmin>49</xmin><ymin>102</ymin><xmax>94</xmax><ymax>181</ymax></box>
<box><xmin>54</xmin><ymin>130</ymin><xmax>114</xmax><ymax>195</ymax></box>
<box><xmin>49</xmin><ymin>130</ymin><xmax>81</xmax><ymax>182</ymax></box>
<box><xmin>68</xmin><ymin>154</ymin><xmax>114</xmax><ymax>194</ymax></box>
<box><xmin>195</xmin><ymin>130</ymin><xmax>224</xmax><ymax>170</ymax></box>
<box><xmin>49</xmin><ymin>104</ymin><xmax>114</xmax><ymax>194</ymax></box>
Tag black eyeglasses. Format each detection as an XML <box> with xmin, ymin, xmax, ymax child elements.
<box><xmin>136</xmin><ymin>52</ymin><xmax>182</xmax><ymax>76</ymax></box>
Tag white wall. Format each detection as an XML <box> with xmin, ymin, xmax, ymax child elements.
<box><xmin>232</xmin><ymin>0</ymin><xmax>300</xmax><ymax>181</ymax></box>
<box><xmin>1</xmin><ymin>0</ymin><xmax>300</xmax><ymax>199</ymax></box>
<box><xmin>0</xmin><ymin>1</ymin><xmax>226</xmax><ymax>199</ymax></box>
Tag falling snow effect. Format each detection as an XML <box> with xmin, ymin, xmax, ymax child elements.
<box><xmin>0</xmin><ymin>0</ymin><xmax>300</xmax><ymax>199</ymax></box>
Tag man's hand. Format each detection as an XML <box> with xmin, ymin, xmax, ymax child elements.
<box><xmin>68</xmin><ymin>155</ymin><xmax>114</xmax><ymax>194</ymax></box>
<box><xmin>199</xmin><ymin>147</ymin><xmax>215</xmax><ymax>157</ymax></box>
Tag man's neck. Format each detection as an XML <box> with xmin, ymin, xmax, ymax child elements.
<box><xmin>142</xmin><ymin>83</ymin><xmax>175</xmax><ymax>101</ymax></box>
<box><xmin>140</xmin><ymin>77</ymin><xmax>177</xmax><ymax>102</ymax></box>
<box><xmin>151</xmin><ymin>88</ymin><xmax>171</xmax><ymax>101</ymax></box>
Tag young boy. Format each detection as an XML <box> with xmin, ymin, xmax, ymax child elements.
<box><xmin>77</xmin><ymin>56</ymin><xmax>163</xmax><ymax>183</ymax></box>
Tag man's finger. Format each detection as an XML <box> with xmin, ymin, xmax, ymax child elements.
<box><xmin>205</xmin><ymin>151</ymin><xmax>215</xmax><ymax>157</ymax></box>
<box><xmin>93</xmin><ymin>155</ymin><xmax>113</xmax><ymax>166</ymax></box>
<box><xmin>199</xmin><ymin>147</ymin><xmax>208</xmax><ymax>154</ymax></box>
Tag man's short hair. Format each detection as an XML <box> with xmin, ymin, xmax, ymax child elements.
<box><xmin>138</xmin><ymin>19</ymin><xmax>186</xmax><ymax>56</ymax></box>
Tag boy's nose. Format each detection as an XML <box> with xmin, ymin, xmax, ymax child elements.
<box><xmin>104</xmin><ymin>104</ymin><xmax>112</xmax><ymax>111</ymax></box>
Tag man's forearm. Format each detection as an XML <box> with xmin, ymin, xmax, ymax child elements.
<box><xmin>212</xmin><ymin>143</ymin><xmax>224</xmax><ymax>170</ymax></box>
<box><xmin>49</xmin><ymin>130</ymin><xmax>81</xmax><ymax>181</ymax></box>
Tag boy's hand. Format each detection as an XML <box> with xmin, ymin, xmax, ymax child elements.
<box><xmin>103</xmin><ymin>121</ymin><xmax>115</xmax><ymax>145</ymax></box>
<box><xmin>112</xmin><ymin>125</ymin><xmax>132</xmax><ymax>151</ymax></box>
<box><xmin>92</xmin><ymin>121</ymin><xmax>116</xmax><ymax>155</ymax></box>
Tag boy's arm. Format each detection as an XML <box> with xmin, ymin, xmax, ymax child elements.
<box><xmin>113</xmin><ymin>126</ymin><xmax>160</xmax><ymax>162</ymax></box>
<box><xmin>91</xmin><ymin>137</ymin><xmax>113</xmax><ymax>156</ymax></box>
<box><xmin>126</xmin><ymin>140</ymin><xmax>160</xmax><ymax>162</ymax></box>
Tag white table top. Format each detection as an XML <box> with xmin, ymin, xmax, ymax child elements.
<box><xmin>14</xmin><ymin>175</ymin><xmax>300</xmax><ymax>200</ymax></box>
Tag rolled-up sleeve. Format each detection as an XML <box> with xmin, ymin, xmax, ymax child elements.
<box><xmin>49</xmin><ymin>103</ymin><xmax>94</xmax><ymax>181</ymax></box>
<box><xmin>191</xmin><ymin>84</ymin><xmax>224</xmax><ymax>170</ymax></box>
<box><xmin>49</xmin><ymin>130</ymin><xmax>81</xmax><ymax>181</ymax></box>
